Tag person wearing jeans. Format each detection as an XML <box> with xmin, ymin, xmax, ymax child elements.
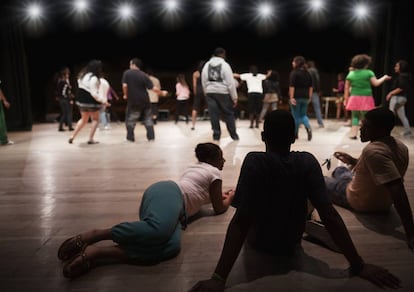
<box><xmin>201</xmin><ymin>47</ymin><xmax>239</xmax><ymax>141</ymax></box>
<box><xmin>386</xmin><ymin>59</ymin><xmax>412</xmax><ymax>137</ymax></box>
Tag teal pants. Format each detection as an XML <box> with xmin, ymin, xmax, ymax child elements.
<box><xmin>0</xmin><ymin>102</ymin><xmax>9</xmax><ymax>144</ymax></box>
<box><xmin>111</xmin><ymin>180</ymin><xmax>185</xmax><ymax>263</ymax></box>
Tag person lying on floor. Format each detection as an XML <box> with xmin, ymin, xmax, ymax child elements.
<box><xmin>57</xmin><ymin>142</ymin><xmax>235</xmax><ymax>279</ymax></box>
<box><xmin>321</xmin><ymin>107</ymin><xmax>414</xmax><ymax>251</ymax></box>
<box><xmin>189</xmin><ymin>109</ymin><xmax>401</xmax><ymax>292</ymax></box>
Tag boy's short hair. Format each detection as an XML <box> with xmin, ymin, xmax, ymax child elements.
<box><xmin>365</xmin><ymin>107</ymin><xmax>395</xmax><ymax>133</ymax></box>
<box><xmin>263</xmin><ymin>110</ymin><xmax>295</xmax><ymax>145</ymax></box>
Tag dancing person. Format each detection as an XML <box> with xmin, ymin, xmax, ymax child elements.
<box><xmin>386</xmin><ymin>59</ymin><xmax>412</xmax><ymax>137</ymax></box>
<box><xmin>191</xmin><ymin>60</ymin><xmax>206</xmax><ymax>130</ymax></box>
<box><xmin>259</xmin><ymin>69</ymin><xmax>281</xmax><ymax>121</ymax></box>
<box><xmin>147</xmin><ymin>71</ymin><xmax>167</xmax><ymax>124</ymax></box>
<box><xmin>289</xmin><ymin>56</ymin><xmax>313</xmax><ymax>141</ymax></box>
<box><xmin>0</xmin><ymin>80</ymin><xmax>13</xmax><ymax>145</ymax></box>
<box><xmin>333</xmin><ymin>72</ymin><xmax>347</xmax><ymax>120</ymax></box>
<box><xmin>122</xmin><ymin>58</ymin><xmax>155</xmax><ymax>142</ymax></box>
<box><xmin>306</xmin><ymin>60</ymin><xmax>324</xmax><ymax>128</ymax></box>
<box><xmin>98</xmin><ymin>77</ymin><xmax>113</xmax><ymax>130</ymax></box>
<box><xmin>344</xmin><ymin>54</ymin><xmax>391</xmax><ymax>139</ymax></box>
<box><xmin>234</xmin><ymin>65</ymin><xmax>267</xmax><ymax>128</ymax></box>
<box><xmin>201</xmin><ymin>47</ymin><xmax>239</xmax><ymax>141</ymax></box>
<box><xmin>57</xmin><ymin>142</ymin><xmax>235</xmax><ymax>279</ymax></box>
<box><xmin>175</xmin><ymin>73</ymin><xmax>190</xmax><ymax>124</ymax></box>
<box><xmin>69</xmin><ymin>60</ymin><xmax>109</xmax><ymax>145</ymax></box>
<box><xmin>188</xmin><ymin>110</ymin><xmax>402</xmax><ymax>292</ymax></box>
<box><xmin>55</xmin><ymin>67</ymin><xmax>74</xmax><ymax>132</ymax></box>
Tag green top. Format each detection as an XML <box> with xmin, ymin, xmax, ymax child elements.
<box><xmin>346</xmin><ymin>69</ymin><xmax>375</xmax><ymax>96</ymax></box>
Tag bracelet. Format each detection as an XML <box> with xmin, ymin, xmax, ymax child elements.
<box><xmin>211</xmin><ymin>272</ymin><xmax>225</xmax><ymax>282</ymax></box>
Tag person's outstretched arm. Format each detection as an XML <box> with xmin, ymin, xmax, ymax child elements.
<box><xmin>334</xmin><ymin>152</ymin><xmax>358</xmax><ymax>169</ymax></box>
<box><xmin>386</xmin><ymin>178</ymin><xmax>414</xmax><ymax>251</ymax></box>
<box><xmin>315</xmin><ymin>202</ymin><xmax>401</xmax><ymax>289</ymax></box>
<box><xmin>188</xmin><ymin>210</ymin><xmax>250</xmax><ymax>292</ymax></box>
<box><xmin>370</xmin><ymin>74</ymin><xmax>391</xmax><ymax>87</ymax></box>
<box><xmin>209</xmin><ymin>179</ymin><xmax>235</xmax><ymax>215</ymax></box>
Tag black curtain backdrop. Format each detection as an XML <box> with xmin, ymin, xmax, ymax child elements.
<box><xmin>0</xmin><ymin>19</ymin><xmax>32</xmax><ymax>131</ymax></box>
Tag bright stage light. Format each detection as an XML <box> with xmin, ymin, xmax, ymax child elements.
<box><xmin>309</xmin><ymin>0</ymin><xmax>324</xmax><ymax>11</ymax></box>
<box><xmin>118</xmin><ymin>3</ymin><xmax>133</xmax><ymax>20</ymax></box>
<box><xmin>300</xmin><ymin>0</ymin><xmax>329</xmax><ymax>30</ymax></box>
<box><xmin>212</xmin><ymin>0</ymin><xmax>227</xmax><ymax>13</ymax></box>
<box><xmin>245</xmin><ymin>2</ymin><xmax>280</xmax><ymax>37</ymax></box>
<box><xmin>27</xmin><ymin>3</ymin><xmax>42</xmax><ymax>19</ymax></box>
<box><xmin>344</xmin><ymin>1</ymin><xmax>379</xmax><ymax>36</ymax></box>
<box><xmin>354</xmin><ymin>4</ymin><xmax>368</xmax><ymax>19</ymax></box>
<box><xmin>73</xmin><ymin>0</ymin><xmax>89</xmax><ymax>12</ymax></box>
<box><xmin>165</xmin><ymin>0</ymin><xmax>178</xmax><ymax>11</ymax></box>
<box><xmin>258</xmin><ymin>3</ymin><xmax>273</xmax><ymax>19</ymax></box>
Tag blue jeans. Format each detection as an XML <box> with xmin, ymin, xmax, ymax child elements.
<box><xmin>205</xmin><ymin>93</ymin><xmax>239</xmax><ymax>140</ymax></box>
<box><xmin>311</xmin><ymin>92</ymin><xmax>324</xmax><ymax>126</ymax></box>
<box><xmin>290</xmin><ymin>98</ymin><xmax>311</xmax><ymax>135</ymax></box>
<box><xmin>324</xmin><ymin>166</ymin><xmax>353</xmax><ymax>209</ymax></box>
<box><xmin>99</xmin><ymin>105</ymin><xmax>109</xmax><ymax>127</ymax></box>
<box><xmin>125</xmin><ymin>105</ymin><xmax>154</xmax><ymax>141</ymax></box>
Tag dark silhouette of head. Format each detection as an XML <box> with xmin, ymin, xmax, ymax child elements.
<box><xmin>262</xmin><ymin>110</ymin><xmax>296</xmax><ymax>148</ymax></box>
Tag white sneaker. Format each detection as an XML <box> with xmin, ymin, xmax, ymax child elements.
<box><xmin>1</xmin><ymin>140</ymin><xmax>14</xmax><ymax>146</ymax></box>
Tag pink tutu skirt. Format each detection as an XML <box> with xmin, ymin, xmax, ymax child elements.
<box><xmin>346</xmin><ymin>95</ymin><xmax>375</xmax><ymax>111</ymax></box>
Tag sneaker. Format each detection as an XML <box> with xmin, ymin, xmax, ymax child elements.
<box><xmin>1</xmin><ymin>140</ymin><xmax>14</xmax><ymax>146</ymax></box>
<box><xmin>231</xmin><ymin>134</ymin><xmax>239</xmax><ymax>141</ymax></box>
<box><xmin>306</xmin><ymin>127</ymin><xmax>312</xmax><ymax>141</ymax></box>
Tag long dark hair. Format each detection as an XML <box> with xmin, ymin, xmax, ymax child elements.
<box><xmin>78</xmin><ymin>59</ymin><xmax>103</xmax><ymax>80</ymax></box>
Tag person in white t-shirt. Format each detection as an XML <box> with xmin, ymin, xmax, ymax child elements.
<box><xmin>57</xmin><ymin>142</ymin><xmax>235</xmax><ymax>279</ymax></box>
<box><xmin>234</xmin><ymin>65</ymin><xmax>267</xmax><ymax>128</ymax></box>
<box><xmin>69</xmin><ymin>60</ymin><xmax>109</xmax><ymax>144</ymax></box>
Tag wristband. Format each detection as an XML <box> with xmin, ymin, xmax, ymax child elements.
<box><xmin>211</xmin><ymin>272</ymin><xmax>225</xmax><ymax>282</ymax></box>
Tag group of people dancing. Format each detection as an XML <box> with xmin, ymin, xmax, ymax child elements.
<box><xmin>52</xmin><ymin>49</ymin><xmax>412</xmax><ymax>146</ymax></box>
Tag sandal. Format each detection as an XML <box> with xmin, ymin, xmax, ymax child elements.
<box><xmin>57</xmin><ymin>235</ymin><xmax>88</xmax><ymax>261</ymax></box>
<box><xmin>63</xmin><ymin>252</ymin><xmax>92</xmax><ymax>279</ymax></box>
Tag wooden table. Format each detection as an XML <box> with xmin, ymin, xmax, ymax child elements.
<box><xmin>322</xmin><ymin>96</ymin><xmax>340</xmax><ymax>119</ymax></box>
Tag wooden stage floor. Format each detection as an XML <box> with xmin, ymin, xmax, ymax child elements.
<box><xmin>0</xmin><ymin>118</ymin><xmax>413</xmax><ymax>292</ymax></box>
